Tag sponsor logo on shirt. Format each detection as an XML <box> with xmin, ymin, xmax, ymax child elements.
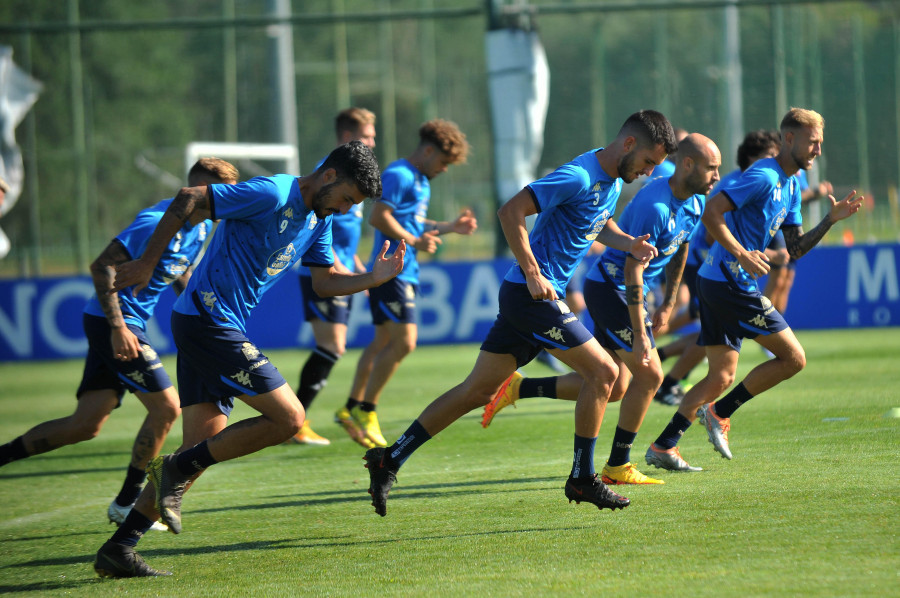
<box><xmin>267</xmin><ymin>244</ymin><xmax>297</xmax><ymax>276</ymax></box>
<box><xmin>586</xmin><ymin>210</ymin><xmax>612</xmax><ymax>241</ymax></box>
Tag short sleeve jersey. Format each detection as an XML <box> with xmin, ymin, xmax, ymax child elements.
<box><xmin>687</xmin><ymin>168</ymin><xmax>741</xmax><ymax>268</ymax></box>
<box><xmin>83</xmin><ymin>198</ymin><xmax>211</xmax><ymax>330</ymax></box>
<box><xmin>504</xmin><ymin>148</ymin><xmax>622</xmax><ymax>297</ymax></box>
<box><xmin>174</xmin><ymin>174</ymin><xmax>334</xmax><ymax>332</ymax></box>
<box><xmin>297</xmin><ymin>156</ymin><xmax>364</xmax><ymax>276</ymax></box>
<box><xmin>699</xmin><ymin>157</ymin><xmax>802</xmax><ymax>290</ymax></box>
<box><xmin>641</xmin><ymin>158</ymin><xmax>676</xmax><ymax>188</ymax></box>
<box><xmin>591</xmin><ymin>176</ymin><xmax>706</xmax><ymax>292</ymax></box>
<box><xmin>370</xmin><ymin>158</ymin><xmax>429</xmax><ymax>284</ymax></box>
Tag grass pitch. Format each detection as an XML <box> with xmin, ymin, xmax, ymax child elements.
<box><xmin>0</xmin><ymin>328</ymin><xmax>897</xmax><ymax>597</ymax></box>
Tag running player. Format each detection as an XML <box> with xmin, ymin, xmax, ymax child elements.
<box><xmin>93</xmin><ymin>141</ymin><xmax>404</xmax><ymax>578</ymax></box>
<box><xmin>290</xmin><ymin>107</ymin><xmax>377</xmax><ymax>446</ymax></box>
<box><xmin>482</xmin><ymin>134</ymin><xmax>721</xmax><ymax>482</ymax></box>
<box><xmin>362</xmin><ymin>110</ymin><xmax>676</xmax><ymax>517</ymax></box>
<box><xmin>337</xmin><ymin>119</ymin><xmax>477</xmax><ymax>448</ymax></box>
<box><xmin>646</xmin><ymin>108</ymin><xmax>862</xmax><ymax>469</ymax></box>
<box><xmin>0</xmin><ymin>158</ymin><xmax>238</xmax><ymax>530</ymax></box>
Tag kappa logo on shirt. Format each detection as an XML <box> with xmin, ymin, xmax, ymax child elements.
<box><xmin>127</xmin><ymin>371</ymin><xmax>147</xmax><ymax>387</ymax></box>
<box><xmin>231</xmin><ymin>371</ymin><xmax>252</xmax><ymax>386</ymax></box>
<box><xmin>544</xmin><ymin>327</ymin><xmax>565</xmax><ymax>342</ymax></box>
<box><xmin>604</xmin><ymin>262</ymin><xmax>620</xmax><ymax>278</ymax></box>
<box><xmin>725</xmin><ymin>258</ymin><xmax>742</xmax><ymax>275</ymax></box>
<box><xmin>201</xmin><ymin>291</ymin><xmax>218</xmax><ymax>309</ymax></box>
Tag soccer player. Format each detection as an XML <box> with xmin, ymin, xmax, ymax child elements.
<box><xmin>93</xmin><ymin>141</ymin><xmax>405</xmax><ymax>578</ymax></box>
<box><xmin>289</xmin><ymin>107</ymin><xmax>377</xmax><ymax>446</ymax></box>
<box><xmin>482</xmin><ymin>133</ymin><xmax>722</xmax><ymax>482</ymax></box>
<box><xmin>654</xmin><ymin>129</ymin><xmax>781</xmax><ymax>406</ymax></box>
<box><xmin>363</xmin><ymin>110</ymin><xmax>676</xmax><ymax>517</ymax></box>
<box><xmin>0</xmin><ymin>158</ymin><xmax>238</xmax><ymax>530</ymax></box>
<box><xmin>646</xmin><ymin>108</ymin><xmax>862</xmax><ymax>470</ymax></box>
<box><xmin>336</xmin><ymin>119</ymin><xmax>477</xmax><ymax>448</ymax></box>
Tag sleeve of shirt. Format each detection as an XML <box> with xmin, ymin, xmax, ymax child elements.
<box><xmin>379</xmin><ymin>168</ymin><xmax>413</xmax><ymax>210</ymax></box>
<box><xmin>722</xmin><ymin>167</ymin><xmax>772</xmax><ymax>211</ymax></box>
<box><xmin>209</xmin><ymin>177</ymin><xmax>283</xmax><ymax>222</ymax></box>
<box><xmin>526</xmin><ymin>164</ymin><xmax>588</xmax><ymax>213</ymax></box>
<box><xmin>784</xmin><ymin>181</ymin><xmax>803</xmax><ymax>227</ymax></box>
<box><xmin>114</xmin><ymin>210</ymin><xmax>162</xmax><ymax>261</ymax></box>
<box><xmin>300</xmin><ymin>219</ymin><xmax>335</xmax><ymax>268</ymax></box>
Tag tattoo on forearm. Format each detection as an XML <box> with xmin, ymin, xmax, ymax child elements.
<box><xmin>783</xmin><ymin>219</ymin><xmax>830</xmax><ymax>260</ymax></box>
<box><xmin>662</xmin><ymin>244</ymin><xmax>687</xmax><ymax>307</ymax></box>
<box><xmin>91</xmin><ymin>240</ymin><xmax>132</xmax><ymax>326</ymax></box>
<box><xmin>626</xmin><ymin>284</ymin><xmax>642</xmax><ymax>305</ymax></box>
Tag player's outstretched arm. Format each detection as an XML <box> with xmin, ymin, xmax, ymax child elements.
<box><xmin>111</xmin><ymin>186</ymin><xmax>212</xmax><ymax>296</ymax></box>
<box><xmin>783</xmin><ymin>190</ymin><xmax>863</xmax><ymax>260</ymax></box>
<box><xmin>595</xmin><ymin>219</ymin><xmax>658</xmax><ymax>263</ymax></box>
<box><xmin>428</xmin><ymin>208</ymin><xmax>478</xmax><ymax>236</ymax></box>
<box><xmin>311</xmin><ymin>240</ymin><xmax>405</xmax><ymax>298</ymax></box>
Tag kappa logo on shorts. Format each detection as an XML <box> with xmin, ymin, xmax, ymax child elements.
<box><xmin>749</xmin><ymin>315</ymin><xmax>767</xmax><ymax>328</ymax></box>
<box><xmin>616</xmin><ymin>328</ymin><xmax>633</xmax><ymax>344</ymax></box>
<box><xmin>140</xmin><ymin>344</ymin><xmax>158</xmax><ymax>362</ymax></box>
<box><xmin>241</xmin><ymin>342</ymin><xmax>261</xmax><ymax>361</ymax></box>
<box><xmin>315</xmin><ymin>301</ymin><xmax>329</xmax><ymax>315</ymax></box>
<box><xmin>127</xmin><ymin>371</ymin><xmax>147</xmax><ymax>386</ymax></box>
<box><xmin>544</xmin><ymin>327</ymin><xmax>565</xmax><ymax>342</ymax></box>
<box><xmin>231</xmin><ymin>371</ymin><xmax>252</xmax><ymax>386</ymax></box>
<box><xmin>201</xmin><ymin>291</ymin><xmax>218</xmax><ymax>309</ymax></box>
<box><xmin>387</xmin><ymin>301</ymin><xmax>402</xmax><ymax>316</ymax></box>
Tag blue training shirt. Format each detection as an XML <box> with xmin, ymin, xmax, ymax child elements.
<box><xmin>83</xmin><ymin>198</ymin><xmax>211</xmax><ymax>330</ymax></box>
<box><xmin>688</xmin><ymin>168</ymin><xmax>741</xmax><ymax>268</ymax></box>
<box><xmin>699</xmin><ymin>157</ymin><xmax>802</xmax><ymax>291</ymax></box>
<box><xmin>174</xmin><ymin>174</ymin><xmax>334</xmax><ymax>332</ymax></box>
<box><xmin>641</xmin><ymin>158</ymin><xmax>676</xmax><ymax>187</ymax></box>
<box><xmin>505</xmin><ymin>148</ymin><xmax>623</xmax><ymax>297</ymax></box>
<box><xmin>589</xmin><ymin>175</ymin><xmax>705</xmax><ymax>292</ymax></box>
<box><xmin>370</xmin><ymin>158</ymin><xmax>429</xmax><ymax>284</ymax></box>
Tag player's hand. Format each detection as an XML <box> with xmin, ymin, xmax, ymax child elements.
<box><xmin>629</xmin><ymin>234</ymin><xmax>658</xmax><ymax>264</ymax></box>
<box><xmin>414</xmin><ymin>230</ymin><xmax>442</xmax><ymax>254</ymax></box>
<box><xmin>633</xmin><ymin>332</ymin><xmax>652</xmax><ymax>366</ymax></box>
<box><xmin>452</xmin><ymin>208</ymin><xmax>478</xmax><ymax>235</ymax></box>
<box><xmin>372</xmin><ymin>240</ymin><xmax>405</xmax><ymax>283</ymax></box>
<box><xmin>651</xmin><ymin>305</ymin><xmax>672</xmax><ymax>334</ymax></box>
<box><xmin>111</xmin><ymin>259</ymin><xmax>154</xmax><ymax>296</ymax></box>
<box><xmin>111</xmin><ymin>326</ymin><xmax>141</xmax><ymax>361</ymax></box>
<box><xmin>738</xmin><ymin>249</ymin><xmax>770</xmax><ymax>278</ymax></box>
<box><xmin>828</xmin><ymin>189</ymin><xmax>864</xmax><ymax>223</ymax></box>
<box><xmin>526</xmin><ymin>273</ymin><xmax>558</xmax><ymax>301</ymax></box>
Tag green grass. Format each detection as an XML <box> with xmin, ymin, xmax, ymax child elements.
<box><xmin>0</xmin><ymin>329</ymin><xmax>898</xmax><ymax>597</ymax></box>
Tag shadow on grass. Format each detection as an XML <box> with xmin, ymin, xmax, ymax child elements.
<box><xmin>190</xmin><ymin>475</ymin><xmax>564</xmax><ymax>516</ymax></box>
<box><xmin>0</xmin><ymin>579</ymin><xmax>98</xmax><ymax>593</ymax></box>
<box><xmin>0</xmin><ymin>465</ymin><xmax>125</xmax><ymax>480</ymax></box>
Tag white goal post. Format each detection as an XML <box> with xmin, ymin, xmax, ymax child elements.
<box><xmin>185</xmin><ymin>142</ymin><xmax>301</xmax><ymax>177</ymax></box>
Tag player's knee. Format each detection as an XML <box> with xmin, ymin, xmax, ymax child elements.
<box><xmin>71</xmin><ymin>419</ymin><xmax>104</xmax><ymax>442</ymax></box>
<box><xmin>150</xmin><ymin>400</ymin><xmax>181</xmax><ymax>426</ymax></box>
<box><xmin>785</xmin><ymin>348</ymin><xmax>806</xmax><ymax>376</ymax></box>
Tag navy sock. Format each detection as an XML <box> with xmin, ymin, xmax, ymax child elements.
<box><xmin>713</xmin><ymin>382</ymin><xmax>753</xmax><ymax>419</ymax></box>
<box><xmin>607</xmin><ymin>427</ymin><xmax>637</xmax><ymax>467</ymax></box>
<box><xmin>110</xmin><ymin>508</ymin><xmax>155</xmax><ymax>548</ymax></box>
<box><xmin>653</xmin><ymin>412</ymin><xmax>693</xmax><ymax>450</ymax></box>
<box><xmin>387</xmin><ymin>420</ymin><xmax>432</xmax><ymax>467</ymax></box>
<box><xmin>357</xmin><ymin>402</ymin><xmax>376</xmax><ymax>413</ymax></box>
<box><xmin>518</xmin><ymin>377</ymin><xmax>558</xmax><ymax>399</ymax></box>
<box><xmin>297</xmin><ymin>346</ymin><xmax>339</xmax><ymax>410</ymax></box>
<box><xmin>0</xmin><ymin>436</ymin><xmax>29</xmax><ymax>466</ymax></box>
<box><xmin>175</xmin><ymin>440</ymin><xmax>217</xmax><ymax>475</ymax></box>
<box><xmin>114</xmin><ymin>465</ymin><xmax>147</xmax><ymax>507</ymax></box>
<box><xmin>345</xmin><ymin>397</ymin><xmax>362</xmax><ymax>411</ymax></box>
<box><xmin>570</xmin><ymin>434</ymin><xmax>597</xmax><ymax>479</ymax></box>
<box><xmin>657</xmin><ymin>347</ymin><xmax>668</xmax><ymax>361</ymax></box>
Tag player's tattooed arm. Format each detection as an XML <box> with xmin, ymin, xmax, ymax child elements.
<box><xmin>626</xmin><ymin>284</ymin><xmax>643</xmax><ymax>305</ymax></box>
<box><xmin>661</xmin><ymin>243</ymin><xmax>688</xmax><ymax>308</ymax></box>
<box><xmin>90</xmin><ymin>239</ymin><xmax>132</xmax><ymax>328</ymax></box>
<box><xmin>782</xmin><ymin>223</ymin><xmax>825</xmax><ymax>260</ymax></box>
<box><xmin>172</xmin><ymin>266</ymin><xmax>194</xmax><ymax>296</ymax></box>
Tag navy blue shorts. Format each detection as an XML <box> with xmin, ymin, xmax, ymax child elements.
<box><xmin>171</xmin><ymin>312</ymin><xmax>287</xmax><ymax>417</ymax></box>
<box><xmin>368</xmin><ymin>277</ymin><xmax>417</xmax><ymax>325</ymax></box>
<box><xmin>298</xmin><ymin>274</ymin><xmax>352</xmax><ymax>324</ymax></box>
<box><xmin>481</xmin><ymin>280</ymin><xmax>594</xmax><ymax>368</ymax></box>
<box><xmin>76</xmin><ymin>314</ymin><xmax>173</xmax><ymax>403</ymax></box>
<box><xmin>583</xmin><ymin>278</ymin><xmax>655</xmax><ymax>353</ymax></box>
<box><xmin>681</xmin><ymin>263</ymin><xmax>701</xmax><ymax>319</ymax></box>
<box><xmin>696</xmin><ymin>276</ymin><xmax>789</xmax><ymax>352</ymax></box>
